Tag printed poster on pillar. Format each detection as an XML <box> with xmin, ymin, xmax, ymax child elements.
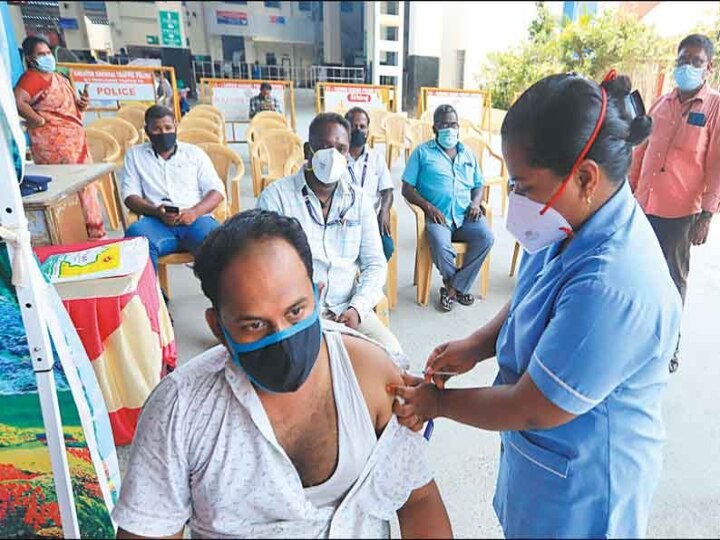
<box><xmin>323</xmin><ymin>85</ymin><xmax>387</xmax><ymax>112</ymax></box>
<box><xmin>425</xmin><ymin>90</ymin><xmax>486</xmax><ymax>125</ymax></box>
<box><xmin>211</xmin><ymin>81</ymin><xmax>285</xmax><ymax>122</ymax></box>
<box><xmin>70</xmin><ymin>68</ymin><xmax>156</xmax><ymax>108</ymax></box>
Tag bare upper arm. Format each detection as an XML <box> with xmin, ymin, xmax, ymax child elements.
<box><xmin>117</xmin><ymin>528</ymin><xmax>184</xmax><ymax>540</ymax></box>
<box><xmin>14</xmin><ymin>86</ymin><xmax>31</xmax><ymax>106</ymax></box>
<box><xmin>341</xmin><ymin>334</ymin><xmax>403</xmax><ymax>434</ymax></box>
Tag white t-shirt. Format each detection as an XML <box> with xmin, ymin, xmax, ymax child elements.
<box><xmin>347</xmin><ymin>145</ymin><xmax>394</xmax><ymax>213</ymax></box>
<box><xmin>120</xmin><ymin>142</ymin><xmax>226</xmax><ymax>210</ymax></box>
<box><xmin>112</xmin><ymin>326</ymin><xmax>431</xmax><ymax>538</ymax></box>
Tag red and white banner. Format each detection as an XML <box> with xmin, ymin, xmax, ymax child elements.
<box><xmin>322</xmin><ymin>85</ymin><xmax>387</xmax><ymax>112</ymax></box>
<box><xmin>70</xmin><ymin>69</ymin><xmax>156</xmax><ymax>103</ymax></box>
<box><xmin>210</xmin><ymin>81</ymin><xmax>285</xmax><ymax>122</ymax></box>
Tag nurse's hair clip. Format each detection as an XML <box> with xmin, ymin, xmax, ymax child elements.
<box><xmin>600</xmin><ymin>68</ymin><xmax>647</xmax><ymax>121</ymax></box>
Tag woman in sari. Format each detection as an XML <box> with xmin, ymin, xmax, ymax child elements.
<box><xmin>14</xmin><ymin>35</ymin><xmax>105</xmax><ymax>239</ymax></box>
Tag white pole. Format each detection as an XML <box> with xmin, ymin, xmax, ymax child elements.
<box><xmin>0</xmin><ymin>53</ymin><xmax>81</xmax><ymax>539</ymax></box>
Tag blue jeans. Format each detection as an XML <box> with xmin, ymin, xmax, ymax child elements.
<box><xmin>425</xmin><ymin>217</ymin><xmax>494</xmax><ymax>295</ymax></box>
<box><xmin>126</xmin><ymin>215</ymin><xmax>219</xmax><ymax>270</ymax></box>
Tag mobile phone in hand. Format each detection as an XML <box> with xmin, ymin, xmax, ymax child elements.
<box><xmin>164</xmin><ymin>205</ymin><xmax>180</xmax><ymax>215</ymax></box>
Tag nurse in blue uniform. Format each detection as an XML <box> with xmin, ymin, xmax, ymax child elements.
<box><xmin>390</xmin><ymin>72</ymin><xmax>682</xmax><ymax>538</ymax></box>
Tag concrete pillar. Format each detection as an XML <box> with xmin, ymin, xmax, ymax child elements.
<box><xmin>7</xmin><ymin>4</ymin><xmax>26</xmax><ymax>44</ymax></box>
<box><xmin>367</xmin><ymin>1</ymin><xmax>404</xmax><ymax>110</ymax></box>
<box><xmin>183</xmin><ymin>1</ymin><xmax>210</xmax><ymax>56</ymax></box>
<box><xmin>323</xmin><ymin>1</ymin><xmax>342</xmax><ymax>64</ymax></box>
<box><xmin>244</xmin><ymin>38</ymin><xmax>256</xmax><ymax>64</ymax></box>
<box><xmin>105</xmin><ymin>2</ymin><xmax>123</xmax><ymax>53</ymax></box>
<box><xmin>405</xmin><ymin>2</ymin><xmax>443</xmax><ymax>114</ymax></box>
<box><xmin>58</xmin><ymin>1</ymin><xmax>91</xmax><ymax>50</ymax></box>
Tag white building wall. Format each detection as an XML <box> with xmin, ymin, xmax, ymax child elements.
<box><xmin>106</xmin><ymin>1</ymin><xmax>186</xmax><ymax>50</ymax></box>
<box><xmin>7</xmin><ymin>5</ymin><xmax>25</xmax><ymax>46</ymax></box>
<box><xmin>86</xmin><ymin>20</ymin><xmax>113</xmax><ymax>52</ymax></box>
<box><xmin>368</xmin><ymin>2</ymin><xmax>404</xmax><ymax>106</ymax></box>
<box><xmin>406</xmin><ymin>2</ymin><xmax>443</xmax><ymax>58</ymax></box>
<box><xmin>57</xmin><ymin>2</ymin><xmax>91</xmax><ymax>50</ymax></box>
<box><xmin>640</xmin><ymin>1</ymin><xmax>718</xmax><ymax>39</ymax></box>
<box><xmin>425</xmin><ymin>1</ymin><xmax>544</xmax><ymax>89</ymax></box>
<box><xmin>205</xmin><ymin>2</ymin><xmax>315</xmax><ymax>45</ymax></box>
<box><xmin>323</xmin><ymin>1</ymin><xmax>342</xmax><ymax>63</ymax></box>
<box><xmin>183</xmin><ymin>1</ymin><xmax>210</xmax><ymax>56</ymax></box>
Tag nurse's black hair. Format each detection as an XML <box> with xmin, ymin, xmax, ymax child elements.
<box><xmin>194</xmin><ymin>209</ymin><xmax>314</xmax><ymax>309</ymax></box>
<box><xmin>501</xmin><ymin>73</ymin><xmax>653</xmax><ymax>183</ymax></box>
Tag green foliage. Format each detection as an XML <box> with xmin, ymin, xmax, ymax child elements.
<box><xmin>557</xmin><ymin>11</ymin><xmax>669</xmax><ymax>79</ymax></box>
<box><xmin>481</xmin><ymin>3</ymin><xmax>674</xmax><ymax>109</ymax></box>
<box><xmin>690</xmin><ymin>6</ymin><xmax>720</xmax><ymax>88</ymax></box>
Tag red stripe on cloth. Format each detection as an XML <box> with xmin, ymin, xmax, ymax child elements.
<box><xmin>108</xmin><ymin>406</ymin><xmax>143</xmax><ymax>446</ymax></box>
<box><xmin>62</xmin><ymin>297</ymin><xmax>123</xmax><ymax>361</ymax></box>
<box><xmin>162</xmin><ymin>341</ymin><xmax>178</xmax><ymax>373</ymax></box>
<box><xmin>34</xmin><ymin>238</ymin><xmax>125</xmax><ymax>263</ymax></box>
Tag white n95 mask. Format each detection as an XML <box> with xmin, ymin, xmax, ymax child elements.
<box><xmin>311</xmin><ymin>147</ymin><xmax>348</xmax><ymax>185</ymax></box>
<box><xmin>506</xmin><ymin>192</ymin><xmax>573</xmax><ymax>254</ymax></box>
<box><xmin>505</xmin><ymin>70</ymin><xmax>613</xmax><ymax>255</ymax></box>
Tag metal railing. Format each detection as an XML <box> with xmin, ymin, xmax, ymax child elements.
<box><xmin>191</xmin><ymin>61</ymin><xmax>365</xmax><ymax>88</ymax></box>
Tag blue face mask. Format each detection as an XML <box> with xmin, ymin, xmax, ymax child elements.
<box><xmin>674</xmin><ymin>64</ymin><xmax>704</xmax><ymax>92</ymax></box>
<box><xmin>35</xmin><ymin>55</ymin><xmax>56</xmax><ymax>73</ymax></box>
<box><xmin>437</xmin><ymin>127</ymin><xmax>459</xmax><ymax>149</ymax></box>
<box><xmin>221</xmin><ymin>292</ymin><xmax>322</xmax><ymax>394</ymax></box>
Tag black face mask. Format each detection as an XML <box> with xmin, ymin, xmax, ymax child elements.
<box><xmin>222</xmin><ymin>305</ymin><xmax>323</xmax><ymax>394</ymax></box>
<box><xmin>350</xmin><ymin>129</ymin><xmax>368</xmax><ymax>147</ymax></box>
<box><xmin>148</xmin><ymin>131</ymin><xmax>177</xmax><ymax>153</ymax></box>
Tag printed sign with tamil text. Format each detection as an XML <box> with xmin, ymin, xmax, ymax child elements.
<box><xmin>323</xmin><ymin>85</ymin><xmax>387</xmax><ymax>112</ymax></box>
<box><xmin>70</xmin><ymin>68</ymin><xmax>156</xmax><ymax>107</ymax></box>
<box><xmin>211</xmin><ymin>81</ymin><xmax>285</xmax><ymax>122</ymax></box>
<box><xmin>425</xmin><ymin>90</ymin><xmax>487</xmax><ymax>125</ymax></box>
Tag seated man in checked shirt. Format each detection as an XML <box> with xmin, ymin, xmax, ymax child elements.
<box><xmin>258</xmin><ymin>112</ymin><xmax>402</xmax><ymax>354</ymax></box>
<box><xmin>113</xmin><ymin>210</ymin><xmax>452</xmax><ymax>539</ymax></box>
<box><xmin>249</xmin><ymin>82</ymin><xmax>282</xmax><ymax>119</ymax></box>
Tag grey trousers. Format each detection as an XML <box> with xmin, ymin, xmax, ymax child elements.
<box><xmin>425</xmin><ymin>217</ymin><xmax>494</xmax><ymax>294</ymax></box>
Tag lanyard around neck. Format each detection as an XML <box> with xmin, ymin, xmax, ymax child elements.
<box><xmin>348</xmin><ymin>152</ymin><xmax>369</xmax><ymax>187</ymax></box>
<box><xmin>302</xmin><ymin>184</ymin><xmax>356</xmax><ymax>227</ymax></box>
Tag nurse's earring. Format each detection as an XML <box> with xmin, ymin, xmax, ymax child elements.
<box><xmin>586</xmin><ymin>196</ymin><xmax>593</xmax><ymax>206</ymax></box>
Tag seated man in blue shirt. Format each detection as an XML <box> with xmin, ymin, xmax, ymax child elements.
<box><xmin>402</xmin><ymin>104</ymin><xmax>494</xmax><ymax>311</ymax></box>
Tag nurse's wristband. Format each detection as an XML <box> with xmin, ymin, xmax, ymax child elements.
<box><xmin>699</xmin><ymin>210</ymin><xmax>713</xmax><ymax>220</ymax></box>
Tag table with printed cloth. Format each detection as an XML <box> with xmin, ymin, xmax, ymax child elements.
<box><xmin>34</xmin><ymin>237</ymin><xmax>176</xmax><ymax>445</ymax></box>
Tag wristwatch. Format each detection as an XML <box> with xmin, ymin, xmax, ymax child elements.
<box><xmin>700</xmin><ymin>210</ymin><xmax>713</xmax><ymax>220</ymax></box>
